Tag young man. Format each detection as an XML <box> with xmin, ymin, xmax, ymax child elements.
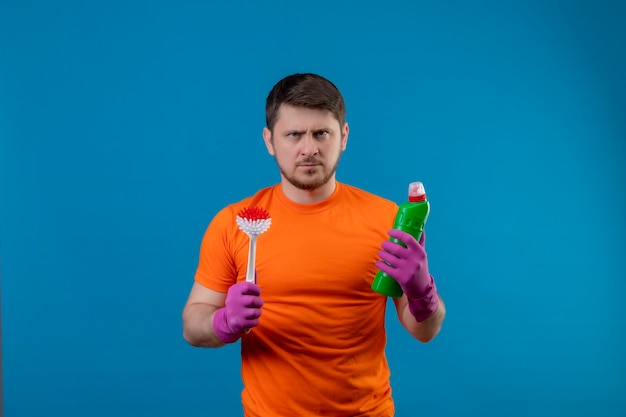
<box><xmin>182</xmin><ymin>73</ymin><xmax>446</xmax><ymax>416</ymax></box>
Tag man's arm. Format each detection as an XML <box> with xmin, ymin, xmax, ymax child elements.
<box><xmin>182</xmin><ymin>282</ymin><xmax>227</xmax><ymax>348</ymax></box>
<box><xmin>376</xmin><ymin>229</ymin><xmax>446</xmax><ymax>343</ymax></box>
<box><xmin>183</xmin><ymin>280</ymin><xmax>264</xmax><ymax>347</ymax></box>
<box><xmin>393</xmin><ymin>294</ymin><xmax>446</xmax><ymax>343</ymax></box>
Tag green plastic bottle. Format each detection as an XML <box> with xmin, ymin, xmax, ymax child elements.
<box><xmin>371</xmin><ymin>181</ymin><xmax>430</xmax><ymax>298</ymax></box>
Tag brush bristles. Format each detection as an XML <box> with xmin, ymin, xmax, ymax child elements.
<box><xmin>236</xmin><ymin>216</ymin><xmax>272</xmax><ymax>236</ymax></box>
<box><xmin>237</xmin><ymin>206</ymin><xmax>270</xmax><ymax>221</ymax></box>
<box><xmin>236</xmin><ymin>206</ymin><xmax>272</xmax><ymax>236</ymax></box>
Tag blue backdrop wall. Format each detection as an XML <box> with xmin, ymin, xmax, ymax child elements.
<box><xmin>1</xmin><ymin>1</ymin><xmax>625</xmax><ymax>416</ymax></box>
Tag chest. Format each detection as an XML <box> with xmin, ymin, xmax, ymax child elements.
<box><xmin>233</xmin><ymin>209</ymin><xmax>388</xmax><ymax>299</ymax></box>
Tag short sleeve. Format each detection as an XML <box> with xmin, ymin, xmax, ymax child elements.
<box><xmin>193</xmin><ymin>206</ymin><xmax>238</xmax><ymax>292</ymax></box>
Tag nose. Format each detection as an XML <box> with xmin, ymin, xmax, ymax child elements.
<box><xmin>300</xmin><ymin>133</ymin><xmax>319</xmax><ymax>156</ymax></box>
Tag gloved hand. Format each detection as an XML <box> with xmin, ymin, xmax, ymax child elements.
<box><xmin>375</xmin><ymin>229</ymin><xmax>439</xmax><ymax>322</ymax></box>
<box><xmin>212</xmin><ymin>282</ymin><xmax>264</xmax><ymax>343</ymax></box>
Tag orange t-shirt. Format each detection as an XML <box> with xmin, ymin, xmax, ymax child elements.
<box><xmin>194</xmin><ymin>181</ymin><xmax>399</xmax><ymax>416</ymax></box>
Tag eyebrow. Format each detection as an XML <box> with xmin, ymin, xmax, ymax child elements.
<box><xmin>282</xmin><ymin>128</ymin><xmax>334</xmax><ymax>134</ymax></box>
<box><xmin>284</xmin><ymin>129</ymin><xmax>306</xmax><ymax>134</ymax></box>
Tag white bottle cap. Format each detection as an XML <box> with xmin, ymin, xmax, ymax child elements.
<box><xmin>408</xmin><ymin>182</ymin><xmax>426</xmax><ymax>202</ymax></box>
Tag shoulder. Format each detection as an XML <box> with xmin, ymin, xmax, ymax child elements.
<box><xmin>339</xmin><ymin>183</ymin><xmax>398</xmax><ymax>211</ymax></box>
<box><xmin>333</xmin><ymin>183</ymin><xmax>398</xmax><ymax>232</ymax></box>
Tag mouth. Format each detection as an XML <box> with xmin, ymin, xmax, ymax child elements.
<box><xmin>297</xmin><ymin>160</ymin><xmax>322</xmax><ymax>167</ymax></box>
<box><xmin>297</xmin><ymin>164</ymin><xmax>321</xmax><ymax>170</ymax></box>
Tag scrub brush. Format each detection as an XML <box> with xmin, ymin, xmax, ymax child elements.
<box><xmin>236</xmin><ymin>206</ymin><xmax>272</xmax><ymax>284</ymax></box>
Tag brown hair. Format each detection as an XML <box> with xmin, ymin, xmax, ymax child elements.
<box><xmin>265</xmin><ymin>73</ymin><xmax>346</xmax><ymax>132</ymax></box>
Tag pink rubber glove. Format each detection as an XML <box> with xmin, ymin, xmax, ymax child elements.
<box><xmin>375</xmin><ymin>229</ymin><xmax>440</xmax><ymax>322</ymax></box>
<box><xmin>212</xmin><ymin>282</ymin><xmax>263</xmax><ymax>343</ymax></box>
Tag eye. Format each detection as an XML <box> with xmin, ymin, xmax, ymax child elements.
<box><xmin>314</xmin><ymin>130</ymin><xmax>329</xmax><ymax>138</ymax></box>
<box><xmin>287</xmin><ymin>132</ymin><xmax>301</xmax><ymax>139</ymax></box>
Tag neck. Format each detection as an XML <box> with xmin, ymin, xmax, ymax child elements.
<box><xmin>280</xmin><ymin>177</ymin><xmax>337</xmax><ymax>204</ymax></box>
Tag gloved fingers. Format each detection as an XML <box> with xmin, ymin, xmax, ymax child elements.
<box><xmin>377</xmin><ymin>249</ymin><xmax>404</xmax><ymax>266</ymax></box>
<box><xmin>387</xmin><ymin>229</ymin><xmax>421</xmax><ymax>251</ymax></box>
<box><xmin>228</xmin><ymin>314</ymin><xmax>260</xmax><ymax>332</ymax></box>
<box><xmin>241</xmin><ymin>295</ymin><xmax>264</xmax><ymax>309</ymax></box>
<box><xmin>243</xmin><ymin>319</ymin><xmax>259</xmax><ymax>333</ymax></box>
<box><xmin>243</xmin><ymin>307</ymin><xmax>262</xmax><ymax>320</ymax></box>
<box><xmin>230</xmin><ymin>282</ymin><xmax>261</xmax><ymax>296</ymax></box>
<box><xmin>380</xmin><ymin>240</ymin><xmax>409</xmax><ymax>259</ymax></box>
<box><xmin>243</xmin><ymin>318</ymin><xmax>260</xmax><ymax>328</ymax></box>
<box><xmin>375</xmin><ymin>259</ymin><xmax>407</xmax><ymax>282</ymax></box>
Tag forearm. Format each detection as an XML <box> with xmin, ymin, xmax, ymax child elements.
<box><xmin>182</xmin><ymin>303</ymin><xmax>225</xmax><ymax>348</ymax></box>
<box><xmin>396</xmin><ymin>294</ymin><xmax>446</xmax><ymax>343</ymax></box>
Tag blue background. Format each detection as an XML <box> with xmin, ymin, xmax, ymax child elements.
<box><xmin>1</xmin><ymin>1</ymin><xmax>625</xmax><ymax>416</ymax></box>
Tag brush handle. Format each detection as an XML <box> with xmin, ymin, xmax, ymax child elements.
<box><xmin>246</xmin><ymin>235</ymin><xmax>258</xmax><ymax>284</ymax></box>
<box><xmin>244</xmin><ymin>235</ymin><xmax>257</xmax><ymax>334</ymax></box>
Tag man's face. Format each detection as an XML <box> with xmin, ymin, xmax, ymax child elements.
<box><xmin>263</xmin><ymin>104</ymin><xmax>348</xmax><ymax>191</ymax></box>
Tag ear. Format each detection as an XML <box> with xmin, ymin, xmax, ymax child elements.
<box><xmin>263</xmin><ymin>127</ymin><xmax>275</xmax><ymax>156</ymax></box>
<box><xmin>341</xmin><ymin>122</ymin><xmax>349</xmax><ymax>151</ymax></box>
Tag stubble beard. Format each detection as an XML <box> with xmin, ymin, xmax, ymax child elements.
<box><xmin>277</xmin><ymin>154</ymin><xmax>342</xmax><ymax>191</ymax></box>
